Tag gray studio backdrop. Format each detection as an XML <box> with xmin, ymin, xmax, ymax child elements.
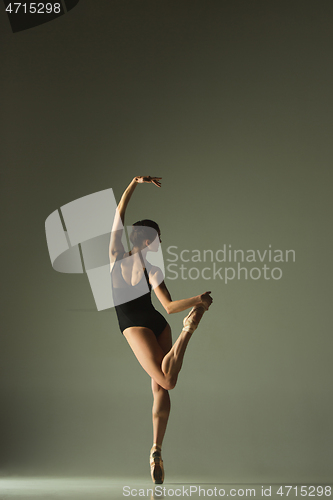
<box><xmin>1</xmin><ymin>0</ymin><xmax>332</xmax><ymax>482</ymax></box>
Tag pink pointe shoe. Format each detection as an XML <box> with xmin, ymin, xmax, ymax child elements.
<box><xmin>182</xmin><ymin>304</ymin><xmax>206</xmax><ymax>333</ymax></box>
<box><xmin>150</xmin><ymin>445</ymin><xmax>164</xmax><ymax>484</ymax></box>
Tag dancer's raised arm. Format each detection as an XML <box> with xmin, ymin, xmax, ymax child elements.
<box><xmin>109</xmin><ymin>176</ymin><xmax>162</xmax><ymax>262</ymax></box>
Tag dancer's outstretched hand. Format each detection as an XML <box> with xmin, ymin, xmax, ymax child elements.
<box><xmin>135</xmin><ymin>176</ymin><xmax>162</xmax><ymax>187</ymax></box>
<box><xmin>200</xmin><ymin>291</ymin><xmax>213</xmax><ymax>310</ymax></box>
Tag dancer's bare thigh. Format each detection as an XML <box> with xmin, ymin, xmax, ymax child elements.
<box><xmin>156</xmin><ymin>323</ymin><xmax>172</xmax><ymax>356</ymax></box>
<box><xmin>123</xmin><ymin>326</ymin><xmax>170</xmax><ymax>385</ymax></box>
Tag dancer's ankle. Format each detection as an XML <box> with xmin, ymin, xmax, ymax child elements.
<box><xmin>182</xmin><ymin>305</ymin><xmax>206</xmax><ymax>333</ymax></box>
<box><xmin>151</xmin><ymin>443</ymin><xmax>161</xmax><ymax>451</ymax></box>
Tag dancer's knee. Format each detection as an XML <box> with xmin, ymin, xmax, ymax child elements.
<box><xmin>164</xmin><ymin>376</ymin><xmax>177</xmax><ymax>391</ymax></box>
<box><xmin>152</xmin><ymin>376</ymin><xmax>176</xmax><ymax>392</ymax></box>
<box><xmin>157</xmin><ymin>380</ymin><xmax>175</xmax><ymax>391</ymax></box>
<box><xmin>154</xmin><ymin>378</ymin><xmax>175</xmax><ymax>391</ymax></box>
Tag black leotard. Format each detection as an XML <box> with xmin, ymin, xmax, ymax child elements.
<box><xmin>111</xmin><ymin>256</ymin><xmax>167</xmax><ymax>337</ymax></box>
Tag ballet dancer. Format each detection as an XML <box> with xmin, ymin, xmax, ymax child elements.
<box><xmin>109</xmin><ymin>176</ymin><xmax>213</xmax><ymax>484</ymax></box>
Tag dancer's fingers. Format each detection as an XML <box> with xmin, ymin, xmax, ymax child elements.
<box><xmin>201</xmin><ymin>291</ymin><xmax>213</xmax><ymax>309</ymax></box>
<box><xmin>136</xmin><ymin>176</ymin><xmax>162</xmax><ymax>184</ymax></box>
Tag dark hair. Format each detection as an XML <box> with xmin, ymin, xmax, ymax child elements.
<box><xmin>129</xmin><ymin>219</ymin><xmax>160</xmax><ymax>248</ymax></box>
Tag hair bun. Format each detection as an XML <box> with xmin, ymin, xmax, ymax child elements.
<box><xmin>129</xmin><ymin>220</ymin><xmax>160</xmax><ymax>248</ymax></box>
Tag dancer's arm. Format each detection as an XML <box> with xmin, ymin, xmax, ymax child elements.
<box><xmin>109</xmin><ymin>179</ymin><xmax>137</xmax><ymax>262</ymax></box>
<box><xmin>109</xmin><ymin>176</ymin><xmax>161</xmax><ymax>262</ymax></box>
<box><xmin>153</xmin><ymin>277</ymin><xmax>212</xmax><ymax>314</ymax></box>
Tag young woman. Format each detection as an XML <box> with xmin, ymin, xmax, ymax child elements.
<box><xmin>109</xmin><ymin>176</ymin><xmax>213</xmax><ymax>484</ymax></box>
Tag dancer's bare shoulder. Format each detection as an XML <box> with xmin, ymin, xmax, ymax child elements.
<box><xmin>148</xmin><ymin>265</ymin><xmax>165</xmax><ymax>289</ymax></box>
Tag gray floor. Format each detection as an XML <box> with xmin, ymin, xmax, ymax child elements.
<box><xmin>0</xmin><ymin>478</ymin><xmax>331</xmax><ymax>500</ymax></box>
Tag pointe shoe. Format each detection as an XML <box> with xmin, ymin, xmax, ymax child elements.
<box><xmin>182</xmin><ymin>304</ymin><xmax>206</xmax><ymax>333</ymax></box>
<box><xmin>150</xmin><ymin>446</ymin><xmax>164</xmax><ymax>484</ymax></box>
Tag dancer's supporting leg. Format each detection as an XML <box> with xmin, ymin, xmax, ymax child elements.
<box><xmin>149</xmin><ymin>324</ymin><xmax>171</xmax><ymax>484</ymax></box>
<box><xmin>151</xmin><ymin>379</ymin><xmax>170</xmax><ymax>447</ymax></box>
<box><xmin>152</xmin><ymin>324</ymin><xmax>172</xmax><ymax>448</ymax></box>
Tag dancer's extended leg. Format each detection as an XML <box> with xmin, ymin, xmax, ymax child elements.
<box><xmin>123</xmin><ymin>305</ymin><xmax>206</xmax><ymax>391</ymax></box>
<box><xmin>160</xmin><ymin>304</ymin><xmax>206</xmax><ymax>388</ymax></box>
